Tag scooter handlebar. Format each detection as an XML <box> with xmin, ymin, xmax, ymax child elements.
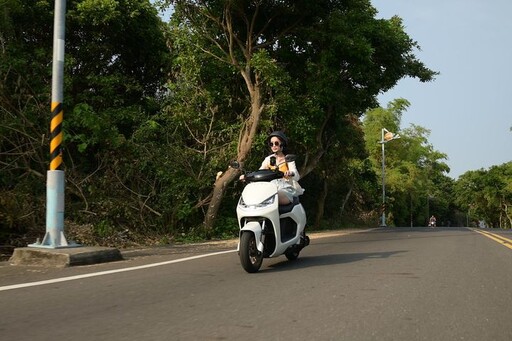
<box><xmin>244</xmin><ymin>169</ymin><xmax>284</xmax><ymax>182</ymax></box>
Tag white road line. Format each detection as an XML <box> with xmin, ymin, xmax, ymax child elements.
<box><xmin>0</xmin><ymin>249</ymin><xmax>236</xmax><ymax>292</ymax></box>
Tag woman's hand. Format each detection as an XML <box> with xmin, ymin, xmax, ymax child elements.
<box><xmin>284</xmin><ymin>171</ymin><xmax>294</xmax><ymax>177</ymax></box>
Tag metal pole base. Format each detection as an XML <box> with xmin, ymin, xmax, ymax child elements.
<box><xmin>29</xmin><ymin>230</ymin><xmax>80</xmax><ymax>249</ymax></box>
<box><xmin>380</xmin><ymin>213</ymin><xmax>387</xmax><ymax>227</ymax></box>
<box><xmin>29</xmin><ymin>170</ymin><xmax>80</xmax><ymax>249</ymax></box>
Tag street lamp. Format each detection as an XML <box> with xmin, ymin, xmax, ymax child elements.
<box><xmin>379</xmin><ymin>128</ymin><xmax>400</xmax><ymax>227</ymax></box>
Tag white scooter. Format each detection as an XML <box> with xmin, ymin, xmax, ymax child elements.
<box><xmin>232</xmin><ymin>155</ymin><xmax>309</xmax><ymax>273</ymax></box>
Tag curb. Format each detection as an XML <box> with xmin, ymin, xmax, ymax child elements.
<box><xmin>9</xmin><ymin>246</ymin><xmax>123</xmax><ymax>267</ymax></box>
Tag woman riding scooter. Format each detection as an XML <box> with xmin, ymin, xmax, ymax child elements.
<box><xmin>236</xmin><ymin>131</ymin><xmax>308</xmax><ymax>272</ymax></box>
<box><xmin>240</xmin><ymin>131</ymin><xmax>303</xmax><ymax>204</ymax></box>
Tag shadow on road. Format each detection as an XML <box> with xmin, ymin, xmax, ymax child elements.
<box><xmin>263</xmin><ymin>250</ymin><xmax>407</xmax><ymax>273</ymax></box>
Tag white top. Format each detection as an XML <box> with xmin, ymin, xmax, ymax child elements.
<box><xmin>260</xmin><ymin>154</ymin><xmax>300</xmax><ymax>181</ymax></box>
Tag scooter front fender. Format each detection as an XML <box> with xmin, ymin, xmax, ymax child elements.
<box><xmin>238</xmin><ymin>221</ymin><xmax>264</xmax><ymax>253</ymax></box>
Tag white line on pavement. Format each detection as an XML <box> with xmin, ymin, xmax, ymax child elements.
<box><xmin>0</xmin><ymin>249</ymin><xmax>236</xmax><ymax>292</ymax></box>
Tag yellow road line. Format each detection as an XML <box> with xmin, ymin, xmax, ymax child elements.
<box><xmin>472</xmin><ymin>228</ymin><xmax>512</xmax><ymax>250</ymax></box>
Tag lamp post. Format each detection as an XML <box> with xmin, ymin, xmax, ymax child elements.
<box><xmin>379</xmin><ymin>128</ymin><xmax>400</xmax><ymax>227</ymax></box>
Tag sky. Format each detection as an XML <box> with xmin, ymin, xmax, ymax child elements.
<box><xmin>371</xmin><ymin>0</ymin><xmax>512</xmax><ymax>179</ymax></box>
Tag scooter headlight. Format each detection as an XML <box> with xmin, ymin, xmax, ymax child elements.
<box><xmin>239</xmin><ymin>195</ymin><xmax>275</xmax><ymax>209</ymax></box>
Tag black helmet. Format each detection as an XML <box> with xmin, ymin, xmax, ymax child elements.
<box><xmin>267</xmin><ymin>131</ymin><xmax>288</xmax><ymax>147</ymax></box>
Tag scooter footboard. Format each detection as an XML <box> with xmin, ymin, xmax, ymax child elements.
<box><xmin>238</xmin><ymin>221</ymin><xmax>264</xmax><ymax>253</ymax></box>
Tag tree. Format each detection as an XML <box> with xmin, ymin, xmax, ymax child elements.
<box><xmin>454</xmin><ymin>163</ymin><xmax>512</xmax><ymax>228</ymax></box>
<box><xmin>164</xmin><ymin>0</ymin><xmax>437</xmax><ymax>234</ymax></box>
<box><xmin>1</xmin><ymin>0</ymin><xmax>61</xmax><ymax>241</ymax></box>
<box><xmin>363</xmin><ymin>99</ymin><xmax>450</xmax><ymax>226</ymax></box>
<box><xmin>0</xmin><ymin>0</ymin><xmax>171</xmax><ymax>243</ymax></box>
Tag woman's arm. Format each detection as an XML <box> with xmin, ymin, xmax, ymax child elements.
<box><xmin>259</xmin><ymin>155</ymin><xmax>272</xmax><ymax>170</ymax></box>
<box><xmin>287</xmin><ymin>161</ymin><xmax>300</xmax><ymax>181</ymax></box>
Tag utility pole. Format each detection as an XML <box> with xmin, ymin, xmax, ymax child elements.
<box><xmin>30</xmin><ymin>0</ymin><xmax>78</xmax><ymax>248</ymax></box>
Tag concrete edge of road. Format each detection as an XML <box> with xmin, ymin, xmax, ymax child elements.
<box><xmin>8</xmin><ymin>246</ymin><xmax>123</xmax><ymax>268</ymax></box>
<box><xmin>7</xmin><ymin>228</ymin><xmax>371</xmax><ymax>268</ymax></box>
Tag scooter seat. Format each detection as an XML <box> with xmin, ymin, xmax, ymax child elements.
<box><xmin>279</xmin><ymin>196</ymin><xmax>300</xmax><ymax>215</ymax></box>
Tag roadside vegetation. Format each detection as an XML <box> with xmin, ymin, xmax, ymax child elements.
<box><xmin>1</xmin><ymin>0</ymin><xmax>511</xmax><ymax>248</ymax></box>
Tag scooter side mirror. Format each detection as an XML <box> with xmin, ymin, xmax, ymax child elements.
<box><xmin>230</xmin><ymin>160</ymin><xmax>240</xmax><ymax>169</ymax></box>
<box><xmin>285</xmin><ymin>154</ymin><xmax>297</xmax><ymax>162</ymax></box>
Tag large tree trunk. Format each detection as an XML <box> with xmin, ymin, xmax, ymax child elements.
<box><xmin>203</xmin><ymin>167</ymin><xmax>238</xmax><ymax>238</ymax></box>
<box><xmin>203</xmin><ymin>71</ymin><xmax>263</xmax><ymax>235</ymax></box>
<box><xmin>339</xmin><ymin>184</ymin><xmax>353</xmax><ymax>217</ymax></box>
<box><xmin>301</xmin><ymin>108</ymin><xmax>332</xmax><ymax>178</ymax></box>
<box><xmin>314</xmin><ymin>178</ymin><xmax>329</xmax><ymax>229</ymax></box>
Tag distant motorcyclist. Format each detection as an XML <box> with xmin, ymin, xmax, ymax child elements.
<box><xmin>429</xmin><ymin>215</ymin><xmax>437</xmax><ymax>228</ymax></box>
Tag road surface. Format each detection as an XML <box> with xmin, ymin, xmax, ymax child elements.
<box><xmin>1</xmin><ymin>227</ymin><xmax>512</xmax><ymax>340</ymax></box>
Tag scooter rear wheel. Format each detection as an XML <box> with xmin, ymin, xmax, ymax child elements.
<box><xmin>285</xmin><ymin>248</ymin><xmax>300</xmax><ymax>261</ymax></box>
<box><xmin>240</xmin><ymin>232</ymin><xmax>263</xmax><ymax>273</ymax></box>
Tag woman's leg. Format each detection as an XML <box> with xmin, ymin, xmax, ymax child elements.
<box><xmin>278</xmin><ymin>192</ymin><xmax>291</xmax><ymax>205</ymax></box>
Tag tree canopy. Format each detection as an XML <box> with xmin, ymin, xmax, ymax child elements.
<box><xmin>163</xmin><ymin>0</ymin><xmax>437</xmax><ymax>233</ymax></box>
<box><xmin>454</xmin><ymin>163</ymin><xmax>512</xmax><ymax>228</ymax></box>
<box><xmin>363</xmin><ymin>99</ymin><xmax>452</xmax><ymax>227</ymax></box>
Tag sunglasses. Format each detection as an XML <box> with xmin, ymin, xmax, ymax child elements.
<box><xmin>269</xmin><ymin>141</ymin><xmax>281</xmax><ymax>147</ymax></box>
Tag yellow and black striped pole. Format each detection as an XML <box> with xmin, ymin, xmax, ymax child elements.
<box><xmin>50</xmin><ymin>102</ymin><xmax>63</xmax><ymax>170</ymax></box>
<box><xmin>30</xmin><ymin>0</ymin><xmax>78</xmax><ymax>248</ymax></box>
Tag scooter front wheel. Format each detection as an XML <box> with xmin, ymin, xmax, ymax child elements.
<box><xmin>240</xmin><ymin>232</ymin><xmax>263</xmax><ymax>273</ymax></box>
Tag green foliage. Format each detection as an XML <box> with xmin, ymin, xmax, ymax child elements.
<box><xmin>9</xmin><ymin>0</ymin><xmax>492</xmax><ymax>247</ymax></box>
<box><xmin>172</xmin><ymin>1</ymin><xmax>436</xmax><ymax>230</ymax></box>
<box><xmin>454</xmin><ymin>163</ymin><xmax>512</xmax><ymax>228</ymax></box>
<box><xmin>0</xmin><ymin>0</ymin><xmax>173</xmax><ymax>245</ymax></box>
<box><xmin>363</xmin><ymin>100</ymin><xmax>454</xmax><ymax>227</ymax></box>
<box><xmin>0</xmin><ymin>0</ymin><xmax>55</xmax><ymax>241</ymax></box>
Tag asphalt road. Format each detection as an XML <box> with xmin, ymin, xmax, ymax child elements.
<box><xmin>1</xmin><ymin>227</ymin><xmax>512</xmax><ymax>341</ymax></box>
